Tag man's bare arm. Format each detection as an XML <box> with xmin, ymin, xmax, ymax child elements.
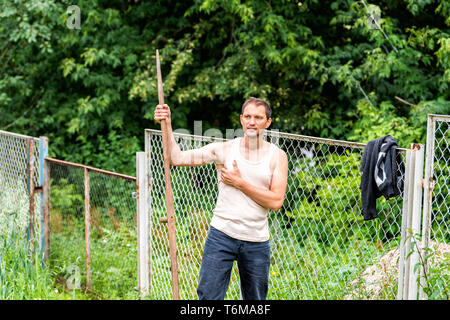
<box><xmin>170</xmin><ymin>138</ymin><xmax>220</xmax><ymax>166</ymax></box>
<box><xmin>154</xmin><ymin>104</ymin><xmax>220</xmax><ymax>166</ymax></box>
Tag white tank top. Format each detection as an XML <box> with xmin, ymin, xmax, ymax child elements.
<box><xmin>211</xmin><ymin>137</ymin><xmax>276</xmax><ymax>242</ymax></box>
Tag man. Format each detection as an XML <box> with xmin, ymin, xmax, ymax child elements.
<box><xmin>153</xmin><ymin>97</ymin><xmax>288</xmax><ymax>300</ymax></box>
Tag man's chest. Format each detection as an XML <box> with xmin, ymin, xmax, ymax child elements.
<box><xmin>214</xmin><ymin>142</ymin><xmax>276</xmax><ymax>175</ymax></box>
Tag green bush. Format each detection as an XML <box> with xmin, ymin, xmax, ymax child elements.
<box><xmin>286</xmin><ymin>149</ymin><xmax>402</xmax><ymax>246</ymax></box>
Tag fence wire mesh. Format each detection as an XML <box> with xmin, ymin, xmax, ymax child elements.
<box><xmin>422</xmin><ymin>115</ymin><xmax>450</xmax><ymax>299</ymax></box>
<box><xmin>145</xmin><ymin>129</ymin><xmax>408</xmax><ymax>300</ymax></box>
<box><xmin>429</xmin><ymin>118</ymin><xmax>449</xmax><ymax>243</ymax></box>
<box><xmin>0</xmin><ymin>131</ymin><xmax>41</xmax><ymax>248</ymax></box>
<box><xmin>47</xmin><ymin>160</ymin><xmax>138</xmax><ymax>298</ymax></box>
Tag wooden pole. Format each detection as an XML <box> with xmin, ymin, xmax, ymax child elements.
<box><xmin>156</xmin><ymin>49</ymin><xmax>180</xmax><ymax>300</ymax></box>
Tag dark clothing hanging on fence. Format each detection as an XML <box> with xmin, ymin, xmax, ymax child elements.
<box><xmin>360</xmin><ymin>135</ymin><xmax>405</xmax><ymax>221</ymax></box>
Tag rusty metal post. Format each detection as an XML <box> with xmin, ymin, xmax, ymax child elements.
<box><xmin>26</xmin><ymin>138</ymin><xmax>36</xmax><ymax>252</ymax></box>
<box><xmin>44</xmin><ymin>157</ymin><xmax>136</xmax><ymax>181</ymax></box>
<box><xmin>84</xmin><ymin>167</ymin><xmax>92</xmax><ymax>290</ymax></box>
<box><xmin>39</xmin><ymin>136</ymin><xmax>49</xmax><ymax>264</ymax></box>
<box><xmin>43</xmin><ymin>156</ymin><xmax>50</xmax><ymax>263</ymax></box>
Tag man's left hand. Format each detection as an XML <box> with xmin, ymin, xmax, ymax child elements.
<box><xmin>220</xmin><ymin>160</ymin><xmax>243</xmax><ymax>188</ymax></box>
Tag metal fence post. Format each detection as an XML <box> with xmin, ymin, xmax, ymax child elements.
<box><xmin>137</xmin><ymin>152</ymin><xmax>151</xmax><ymax>298</ymax></box>
<box><xmin>420</xmin><ymin>116</ymin><xmax>435</xmax><ymax>300</ymax></box>
<box><xmin>398</xmin><ymin>143</ymin><xmax>425</xmax><ymax>300</ymax></box>
<box><xmin>397</xmin><ymin>148</ymin><xmax>412</xmax><ymax>300</ymax></box>
<box><xmin>39</xmin><ymin>136</ymin><xmax>49</xmax><ymax>264</ymax></box>
<box><xmin>26</xmin><ymin>138</ymin><xmax>36</xmax><ymax>251</ymax></box>
<box><xmin>84</xmin><ymin>168</ymin><xmax>92</xmax><ymax>290</ymax></box>
<box><xmin>407</xmin><ymin>144</ymin><xmax>424</xmax><ymax>300</ymax></box>
<box><xmin>144</xmin><ymin>130</ymin><xmax>154</xmax><ymax>297</ymax></box>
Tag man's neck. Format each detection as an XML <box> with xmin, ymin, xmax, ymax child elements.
<box><xmin>241</xmin><ymin>134</ymin><xmax>266</xmax><ymax>151</ymax></box>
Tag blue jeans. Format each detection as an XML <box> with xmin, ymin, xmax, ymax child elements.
<box><xmin>197</xmin><ymin>226</ymin><xmax>270</xmax><ymax>300</ymax></box>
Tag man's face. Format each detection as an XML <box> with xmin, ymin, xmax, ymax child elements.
<box><xmin>240</xmin><ymin>103</ymin><xmax>272</xmax><ymax>138</ymax></box>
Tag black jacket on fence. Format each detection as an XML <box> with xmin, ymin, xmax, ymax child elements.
<box><xmin>360</xmin><ymin>135</ymin><xmax>405</xmax><ymax>221</ymax></box>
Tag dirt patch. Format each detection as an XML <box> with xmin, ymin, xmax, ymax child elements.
<box><xmin>345</xmin><ymin>241</ymin><xmax>450</xmax><ymax>299</ymax></box>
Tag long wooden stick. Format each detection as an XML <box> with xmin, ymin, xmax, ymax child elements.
<box><xmin>156</xmin><ymin>49</ymin><xmax>180</xmax><ymax>300</ymax></box>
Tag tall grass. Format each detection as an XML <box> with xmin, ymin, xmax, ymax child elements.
<box><xmin>0</xmin><ymin>173</ymin><xmax>55</xmax><ymax>299</ymax></box>
<box><xmin>49</xmin><ymin>209</ymin><xmax>140</xmax><ymax>300</ymax></box>
<box><xmin>0</xmin><ymin>231</ymin><xmax>55</xmax><ymax>299</ymax></box>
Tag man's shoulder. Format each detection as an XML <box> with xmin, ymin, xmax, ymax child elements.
<box><xmin>209</xmin><ymin>139</ymin><xmax>233</xmax><ymax>150</ymax></box>
<box><xmin>207</xmin><ymin>139</ymin><xmax>233</xmax><ymax>163</ymax></box>
<box><xmin>269</xmin><ymin>143</ymin><xmax>287</xmax><ymax>158</ymax></box>
<box><xmin>268</xmin><ymin>143</ymin><xmax>288</xmax><ymax>172</ymax></box>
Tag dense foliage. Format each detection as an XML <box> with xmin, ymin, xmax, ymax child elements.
<box><xmin>1</xmin><ymin>0</ymin><xmax>449</xmax><ymax>175</ymax></box>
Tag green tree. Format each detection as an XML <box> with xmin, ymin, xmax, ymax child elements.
<box><xmin>1</xmin><ymin>0</ymin><xmax>449</xmax><ymax>174</ymax></box>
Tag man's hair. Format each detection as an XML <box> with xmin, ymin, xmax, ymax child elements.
<box><xmin>241</xmin><ymin>97</ymin><xmax>272</xmax><ymax>120</ymax></box>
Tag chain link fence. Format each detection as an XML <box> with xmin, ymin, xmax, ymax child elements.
<box><xmin>145</xmin><ymin>129</ymin><xmax>409</xmax><ymax>300</ymax></box>
<box><xmin>2</xmin><ymin>121</ymin><xmax>446</xmax><ymax>300</ymax></box>
<box><xmin>46</xmin><ymin>158</ymin><xmax>138</xmax><ymax>299</ymax></box>
<box><xmin>0</xmin><ymin>130</ymin><xmax>48</xmax><ymax>298</ymax></box>
<box><xmin>0</xmin><ymin>130</ymin><xmax>42</xmax><ymax>249</ymax></box>
<box><xmin>421</xmin><ymin>114</ymin><xmax>450</xmax><ymax>299</ymax></box>
<box><xmin>427</xmin><ymin>116</ymin><xmax>449</xmax><ymax>242</ymax></box>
